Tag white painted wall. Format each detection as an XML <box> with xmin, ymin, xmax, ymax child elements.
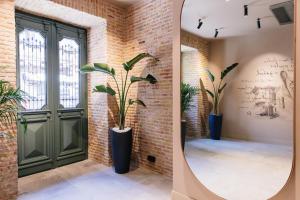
<box><xmin>209</xmin><ymin>26</ymin><xmax>294</xmax><ymax>145</ymax></box>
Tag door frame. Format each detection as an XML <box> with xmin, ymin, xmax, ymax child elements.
<box><xmin>16</xmin><ymin>11</ymin><xmax>88</xmax><ymax>177</ymax></box>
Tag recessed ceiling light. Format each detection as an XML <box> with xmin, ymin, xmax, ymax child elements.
<box><xmin>197</xmin><ymin>19</ymin><xmax>203</xmax><ymax>29</ymax></box>
<box><xmin>257</xmin><ymin>18</ymin><xmax>261</xmax><ymax>29</ymax></box>
<box><xmin>214</xmin><ymin>29</ymin><xmax>219</xmax><ymax>38</ymax></box>
<box><xmin>244</xmin><ymin>5</ymin><xmax>249</xmax><ymax>16</ymax></box>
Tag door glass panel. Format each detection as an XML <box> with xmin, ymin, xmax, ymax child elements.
<box><xmin>19</xmin><ymin>29</ymin><xmax>46</xmax><ymax>110</ymax></box>
<box><xmin>59</xmin><ymin>38</ymin><xmax>80</xmax><ymax>108</ymax></box>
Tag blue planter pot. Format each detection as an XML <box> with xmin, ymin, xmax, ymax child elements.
<box><xmin>209</xmin><ymin>114</ymin><xmax>223</xmax><ymax>140</ymax></box>
<box><xmin>110</xmin><ymin>128</ymin><xmax>133</xmax><ymax>174</ymax></box>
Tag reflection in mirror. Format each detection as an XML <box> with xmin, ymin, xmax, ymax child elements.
<box><xmin>181</xmin><ymin>0</ymin><xmax>294</xmax><ymax>199</ymax></box>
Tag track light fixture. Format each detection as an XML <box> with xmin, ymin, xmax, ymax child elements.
<box><xmin>257</xmin><ymin>18</ymin><xmax>261</xmax><ymax>29</ymax></box>
<box><xmin>244</xmin><ymin>5</ymin><xmax>248</xmax><ymax>16</ymax></box>
<box><xmin>197</xmin><ymin>19</ymin><xmax>203</xmax><ymax>29</ymax></box>
<box><xmin>214</xmin><ymin>29</ymin><xmax>219</xmax><ymax>38</ymax></box>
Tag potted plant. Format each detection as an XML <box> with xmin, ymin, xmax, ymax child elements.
<box><xmin>81</xmin><ymin>53</ymin><xmax>158</xmax><ymax>174</ymax></box>
<box><xmin>204</xmin><ymin>63</ymin><xmax>238</xmax><ymax>140</ymax></box>
<box><xmin>0</xmin><ymin>80</ymin><xmax>25</xmax><ymax>133</ymax></box>
<box><xmin>181</xmin><ymin>82</ymin><xmax>199</xmax><ymax>150</ymax></box>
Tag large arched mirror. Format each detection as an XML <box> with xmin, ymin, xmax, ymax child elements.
<box><xmin>180</xmin><ymin>0</ymin><xmax>294</xmax><ymax>199</ymax></box>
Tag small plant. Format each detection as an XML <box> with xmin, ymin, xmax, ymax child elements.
<box><xmin>0</xmin><ymin>80</ymin><xmax>25</xmax><ymax>129</ymax></box>
<box><xmin>80</xmin><ymin>53</ymin><xmax>158</xmax><ymax>130</ymax></box>
<box><xmin>181</xmin><ymin>82</ymin><xmax>199</xmax><ymax>117</ymax></box>
<box><xmin>205</xmin><ymin>63</ymin><xmax>239</xmax><ymax>115</ymax></box>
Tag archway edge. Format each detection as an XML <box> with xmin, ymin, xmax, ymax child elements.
<box><xmin>172</xmin><ymin>0</ymin><xmax>299</xmax><ymax>199</ymax></box>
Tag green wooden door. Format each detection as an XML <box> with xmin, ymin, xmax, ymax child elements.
<box><xmin>16</xmin><ymin>12</ymin><xmax>88</xmax><ymax>177</ymax></box>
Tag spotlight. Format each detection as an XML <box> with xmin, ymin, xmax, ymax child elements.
<box><xmin>244</xmin><ymin>5</ymin><xmax>248</xmax><ymax>16</ymax></box>
<box><xmin>197</xmin><ymin>19</ymin><xmax>203</xmax><ymax>29</ymax></box>
<box><xmin>214</xmin><ymin>29</ymin><xmax>219</xmax><ymax>38</ymax></box>
<box><xmin>257</xmin><ymin>18</ymin><xmax>261</xmax><ymax>29</ymax></box>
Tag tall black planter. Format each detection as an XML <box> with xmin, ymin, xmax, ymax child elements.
<box><xmin>110</xmin><ymin>128</ymin><xmax>133</xmax><ymax>174</ymax></box>
<box><xmin>209</xmin><ymin>114</ymin><xmax>223</xmax><ymax>140</ymax></box>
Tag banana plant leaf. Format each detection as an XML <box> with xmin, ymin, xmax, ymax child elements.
<box><xmin>81</xmin><ymin>63</ymin><xmax>115</xmax><ymax>76</ymax></box>
<box><xmin>205</xmin><ymin>89</ymin><xmax>214</xmax><ymax>98</ymax></box>
<box><xmin>218</xmin><ymin>83</ymin><xmax>227</xmax><ymax>94</ymax></box>
<box><xmin>129</xmin><ymin>99</ymin><xmax>146</xmax><ymax>107</ymax></box>
<box><xmin>93</xmin><ymin>85</ymin><xmax>116</xmax><ymax>96</ymax></box>
<box><xmin>221</xmin><ymin>63</ymin><xmax>239</xmax><ymax>80</ymax></box>
<box><xmin>123</xmin><ymin>53</ymin><xmax>158</xmax><ymax>71</ymax></box>
<box><xmin>80</xmin><ymin>52</ymin><xmax>158</xmax><ymax>130</ymax></box>
<box><xmin>130</xmin><ymin>74</ymin><xmax>157</xmax><ymax>84</ymax></box>
<box><xmin>206</xmin><ymin>69</ymin><xmax>215</xmax><ymax>82</ymax></box>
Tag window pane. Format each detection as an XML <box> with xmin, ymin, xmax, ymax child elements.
<box><xmin>59</xmin><ymin>38</ymin><xmax>80</xmax><ymax>108</ymax></box>
<box><xmin>19</xmin><ymin>29</ymin><xmax>47</xmax><ymax>110</ymax></box>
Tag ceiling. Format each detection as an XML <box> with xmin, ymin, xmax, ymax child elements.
<box><xmin>181</xmin><ymin>45</ymin><xmax>197</xmax><ymax>52</ymax></box>
<box><xmin>112</xmin><ymin>0</ymin><xmax>140</xmax><ymax>7</ymax></box>
<box><xmin>181</xmin><ymin>0</ymin><xmax>293</xmax><ymax>39</ymax></box>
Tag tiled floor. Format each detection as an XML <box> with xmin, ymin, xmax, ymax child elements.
<box><xmin>18</xmin><ymin>160</ymin><xmax>172</xmax><ymax>200</ymax></box>
<box><xmin>185</xmin><ymin>138</ymin><xmax>293</xmax><ymax>200</ymax></box>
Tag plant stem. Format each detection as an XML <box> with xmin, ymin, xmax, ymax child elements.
<box><xmin>111</xmin><ymin>76</ymin><xmax>123</xmax><ymax>129</ymax></box>
<box><xmin>124</xmin><ymin>104</ymin><xmax>131</xmax><ymax>120</ymax></box>
<box><xmin>123</xmin><ymin>82</ymin><xmax>133</xmax><ymax>120</ymax></box>
<box><xmin>120</xmin><ymin>71</ymin><xmax>129</xmax><ymax>130</ymax></box>
<box><xmin>211</xmin><ymin>81</ymin><xmax>218</xmax><ymax>115</ymax></box>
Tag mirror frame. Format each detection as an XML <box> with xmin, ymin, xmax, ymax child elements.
<box><xmin>172</xmin><ymin>0</ymin><xmax>299</xmax><ymax>199</ymax></box>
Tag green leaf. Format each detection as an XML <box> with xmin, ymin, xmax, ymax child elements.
<box><xmin>80</xmin><ymin>64</ymin><xmax>100</xmax><ymax>74</ymax></box>
<box><xmin>80</xmin><ymin>63</ymin><xmax>115</xmax><ymax>77</ymax></box>
<box><xmin>123</xmin><ymin>53</ymin><xmax>159</xmax><ymax>71</ymax></box>
<box><xmin>21</xmin><ymin>116</ymin><xmax>28</xmax><ymax>133</ymax></box>
<box><xmin>206</xmin><ymin>69</ymin><xmax>215</xmax><ymax>82</ymax></box>
<box><xmin>221</xmin><ymin>63</ymin><xmax>239</xmax><ymax>80</ymax></box>
<box><xmin>205</xmin><ymin>89</ymin><xmax>215</xmax><ymax>99</ymax></box>
<box><xmin>218</xmin><ymin>83</ymin><xmax>227</xmax><ymax>94</ymax></box>
<box><xmin>111</xmin><ymin>68</ymin><xmax>116</xmax><ymax>76</ymax></box>
<box><xmin>94</xmin><ymin>63</ymin><xmax>116</xmax><ymax>77</ymax></box>
<box><xmin>0</xmin><ymin>80</ymin><xmax>25</xmax><ymax>128</ymax></box>
<box><xmin>129</xmin><ymin>99</ymin><xmax>146</xmax><ymax>107</ymax></box>
<box><xmin>93</xmin><ymin>85</ymin><xmax>116</xmax><ymax>96</ymax></box>
<box><xmin>131</xmin><ymin>74</ymin><xmax>157</xmax><ymax>84</ymax></box>
<box><xmin>181</xmin><ymin>82</ymin><xmax>199</xmax><ymax>114</ymax></box>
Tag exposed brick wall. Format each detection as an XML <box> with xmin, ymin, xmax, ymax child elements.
<box><xmin>124</xmin><ymin>0</ymin><xmax>173</xmax><ymax>177</ymax></box>
<box><xmin>0</xmin><ymin>0</ymin><xmax>16</xmax><ymax>84</ymax></box>
<box><xmin>0</xmin><ymin>133</ymin><xmax>17</xmax><ymax>200</ymax></box>
<box><xmin>0</xmin><ymin>0</ymin><xmax>18</xmax><ymax>199</ymax></box>
<box><xmin>181</xmin><ymin>30</ymin><xmax>210</xmax><ymax>137</ymax></box>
